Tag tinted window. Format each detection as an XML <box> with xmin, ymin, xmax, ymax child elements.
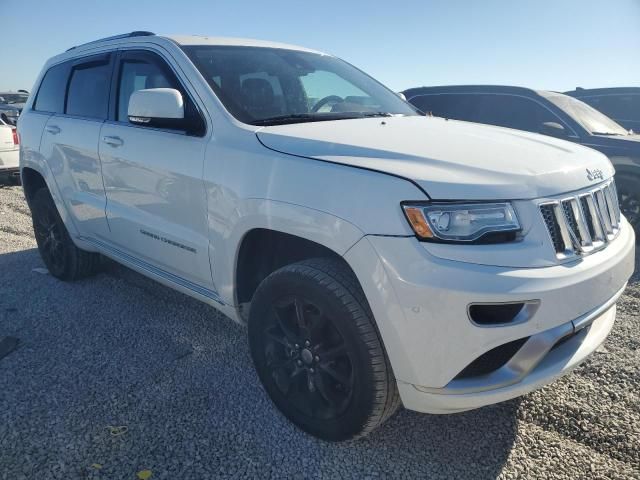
<box><xmin>475</xmin><ymin>95</ymin><xmax>560</xmax><ymax>132</ymax></box>
<box><xmin>409</xmin><ymin>94</ymin><xmax>474</xmax><ymax>119</ymax></box>
<box><xmin>183</xmin><ymin>45</ymin><xmax>417</xmax><ymax>125</ymax></box>
<box><xmin>66</xmin><ymin>62</ymin><xmax>111</xmax><ymax>119</ymax></box>
<box><xmin>34</xmin><ymin>63</ymin><xmax>70</xmax><ymax>113</ymax></box>
<box><xmin>581</xmin><ymin>94</ymin><xmax>640</xmax><ymax>121</ymax></box>
<box><xmin>117</xmin><ymin>59</ymin><xmax>178</xmax><ymax>122</ymax></box>
<box><xmin>412</xmin><ymin>93</ymin><xmax>560</xmax><ymax>133</ymax></box>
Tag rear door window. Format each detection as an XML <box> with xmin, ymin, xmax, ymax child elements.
<box><xmin>409</xmin><ymin>94</ymin><xmax>478</xmax><ymax>120</ymax></box>
<box><xmin>66</xmin><ymin>59</ymin><xmax>112</xmax><ymax>119</ymax></box>
<box><xmin>411</xmin><ymin>92</ymin><xmax>563</xmax><ymax>134</ymax></box>
<box><xmin>475</xmin><ymin>94</ymin><xmax>560</xmax><ymax>132</ymax></box>
<box><xmin>34</xmin><ymin>63</ymin><xmax>70</xmax><ymax>114</ymax></box>
<box><xmin>581</xmin><ymin>94</ymin><xmax>640</xmax><ymax>121</ymax></box>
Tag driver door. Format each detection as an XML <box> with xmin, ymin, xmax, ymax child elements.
<box><xmin>98</xmin><ymin>50</ymin><xmax>215</xmax><ymax>292</ymax></box>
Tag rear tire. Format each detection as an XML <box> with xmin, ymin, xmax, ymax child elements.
<box><xmin>616</xmin><ymin>173</ymin><xmax>640</xmax><ymax>243</ymax></box>
<box><xmin>31</xmin><ymin>187</ymin><xmax>102</xmax><ymax>280</ymax></box>
<box><xmin>248</xmin><ymin>257</ymin><xmax>400</xmax><ymax>441</ymax></box>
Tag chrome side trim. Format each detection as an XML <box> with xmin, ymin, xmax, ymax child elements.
<box><xmin>79</xmin><ymin>235</ymin><xmax>225</xmax><ymax>306</ymax></box>
<box><xmin>419</xmin><ymin>285</ymin><xmax>626</xmax><ymax>395</ymax></box>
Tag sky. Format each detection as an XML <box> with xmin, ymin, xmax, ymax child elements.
<box><xmin>1</xmin><ymin>0</ymin><xmax>639</xmax><ymax>93</ymax></box>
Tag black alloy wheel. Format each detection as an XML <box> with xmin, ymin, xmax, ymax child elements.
<box><xmin>262</xmin><ymin>294</ymin><xmax>354</xmax><ymax>421</ymax></box>
<box><xmin>31</xmin><ymin>188</ymin><xmax>102</xmax><ymax>280</ymax></box>
<box><xmin>248</xmin><ymin>258</ymin><xmax>400</xmax><ymax>441</ymax></box>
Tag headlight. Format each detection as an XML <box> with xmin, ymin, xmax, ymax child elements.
<box><xmin>402</xmin><ymin>202</ymin><xmax>521</xmax><ymax>242</ymax></box>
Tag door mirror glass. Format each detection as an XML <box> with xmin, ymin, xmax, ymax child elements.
<box><xmin>128</xmin><ymin>88</ymin><xmax>185</xmax><ymax>128</ymax></box>
<box><xmin>540</xmin><ymin>121</ymin><xmax>568</xmax><ymax>138</ymax></box>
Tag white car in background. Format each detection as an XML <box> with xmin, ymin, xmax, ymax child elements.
<box><xmin>18</xmin><ymin>32</ymin><xmax>636</xmax><ymax>441</ymax></box>
<box><xmin>0</xmin><ymin>117</ymin><xmax>19</xmax><ymax>183</ymax></box>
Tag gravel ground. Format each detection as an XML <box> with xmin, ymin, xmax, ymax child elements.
<box><xmin>0</xmin><ymin>183</ymin><xmax>638</xmax><ymax>480</ymax></box>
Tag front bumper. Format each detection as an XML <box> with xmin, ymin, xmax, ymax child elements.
<box><xmin>399</xmin><ymin>289</ymin><xmax>619</xmax><ymax>413</ymax></box>
<box><xmin>344</xmin><ymin>216</ymin><xmax>635</xmax><ymax>413</ymax></box>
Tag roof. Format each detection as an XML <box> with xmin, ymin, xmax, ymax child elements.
<box><xmin>165</xmin><ymin>35</ymin><xmax>325</xmax><ymax>54</ymax></box>
<box><xmin>402</xmin><ymin>85</ymin><xmax>542</xmax><ymax>98</ymax></box>
<box><xmin>565</xmin><ymin>87</ymin><xmax>640</xmax><ymax>97</ymax></box>
<box><xmin>64</xmin><ymin>31</ymin><xmax>324</xmax><ymax>55</ymax></box>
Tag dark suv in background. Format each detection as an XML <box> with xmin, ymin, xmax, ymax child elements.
<box><xmin>565</xmin><ymin>87</ymin><xmax>640</xmax><ymax>133</ymax></box>
<box><xmin>402</xmin><ymin>85</ymin><xmax>640</xmax><ymax>237</ymax></box>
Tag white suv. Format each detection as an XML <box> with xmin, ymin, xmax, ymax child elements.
<box><xmin>18</xmin><ymin>32</ymin><xmax>635</xmax><ymax>441</ymax></box>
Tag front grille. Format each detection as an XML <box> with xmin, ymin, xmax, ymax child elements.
<box><xmin>540</xmin><ymin>180</ymin><xmax>621</xmax><ymax>259</ymax></box>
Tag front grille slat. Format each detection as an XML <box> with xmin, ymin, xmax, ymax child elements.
<box><xmin>540</xmin><ymin>180</ymin><xmax>620</xmax><ymax>259</ymax></box>
<box><xmin>595</xmin><ymin>189</ymin><xmax>613</xmax><ymax>235</ymax></box>
<box><xmin>603</xmin><ymin>184</ymin><xmax>620</xmax><ymax>229</ymax></box>
<box><xmin>569</xmin><ymin>198</ymin><xmax>592</xmax><ymax>247</ymax></box>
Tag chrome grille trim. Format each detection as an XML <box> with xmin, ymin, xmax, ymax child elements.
<box><xmin>539</xmin><ymin>180</ymin><xmax>621</xmax><ymax>259</ymax></box>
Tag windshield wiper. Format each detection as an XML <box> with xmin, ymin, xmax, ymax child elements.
<box><xmin>592</xmin><ymin>131</ymin><xmax>625</xmax><ymax>136</ymax></box>
<box><xmin>251</xmin><ymin>112</ymin><xmax>376</xmax><ymax>126</ymax></box>
<box><xmin>360</xmin><ymin>112</ymin><xmax>394</xmax><ymax>117</ymax></box>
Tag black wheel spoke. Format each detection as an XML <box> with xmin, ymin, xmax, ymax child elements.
<box><xmin>306</xmin><ymin>371</ymin><xmax>316</xmax><ymax>393</ymax></box>
<box><xmin>293</xmin><ymin>298</ymin><xmax>311</xmax><ymax>339</ymax></box>
<box><xmin>264</xmin><ymin>326</ymin><xmax>290</xmax><ymax>348</ymax></box>
<box><xmin>268</xmin><ymin>356</ymin><xmax>294</xmax><ymax>371</ymax></box>
<box><xmin>315</xmin><ymin>373</ymin><xmax>339</xmax><ymax>409</ymax></box>
<box><xmin>318</xmin><ymin>363</ymin><xmax>351</xmax><ymax>387</ymax></box>
<box><xmin>319</xmin><ymin>342</ymin><xmax>348</xmax><ymax>362</ymax></box>
<box><xmin>273</xmin><ymin>306</ymin><xmax>301</xmax><ymax>344</ymax></box>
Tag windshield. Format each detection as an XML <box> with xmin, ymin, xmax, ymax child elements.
<box><xmin>182</xmin><ymin>46</ymin><xmax>418</xmax><ymax>125</ymax></box>
<box><xmin>0</xmin><ymin>93</ymin><xmax>28</xmax><ymax>104</ymax></box>
<box><xmin>543</xmin><ymin>92</ymin><xmax>629</xmax><ymax>136</ymax></box>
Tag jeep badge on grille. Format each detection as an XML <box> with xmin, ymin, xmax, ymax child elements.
<box><xmin>586</xmin><ymin>168</ymin><xmax>604</xmax><ymax>182</ymax></box>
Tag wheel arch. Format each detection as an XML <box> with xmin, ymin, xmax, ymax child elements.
<box><xmin>234</xmin><ymin>228</ymin><xmax>362</xmax><ymax>318</ymax></box>
<box><xmin>21</xmin><ymin>166</ymin><xmax>48</xmax><ymax>208</ymax></box>
<box><xmin>227</xmin><ymin>201</ymin><xmax>367</xmax><ymax>320</ymax></box>
<box><xmin>20</xmin><ymin>162</ymin><xmax>80</xmax><ymax>238</ymax></box>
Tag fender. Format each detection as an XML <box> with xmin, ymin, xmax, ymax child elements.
<box><xmin>20</xmin><ymin>149</ymin><xmax>82</xmax><ymax>238</ymax></box>
<box><xmin>211</xmin><ymin>198</ymin><xmax>366</xmax><ymax>311</ymax></box>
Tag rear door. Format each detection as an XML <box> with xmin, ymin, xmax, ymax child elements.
<box><xmin>38</xmin><ymin>54</ymin><xmax>113</xmax><ymax>238</ymax></box>
<box><xmin>99</xmin><ymin>49</ymin><xmax>214</xmax><ymax>291</ymax></box>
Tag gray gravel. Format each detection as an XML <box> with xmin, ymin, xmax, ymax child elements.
<box><xmin>0</xmin><ymin>183</ymin><xmax>638</xmax><ymax>479</ymax></box>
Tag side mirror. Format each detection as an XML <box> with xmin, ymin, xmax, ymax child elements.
<box><xmin>540</xmin><ymin>121</ymin><xmax>567</xmax><ymax>139</ymax></box>
<box><xmin>128</xmin><ymin>88</ymin><xmax>185</xmax><ymax>129</ymax></box>
<box><xmin>397</xmin><ymin>92</ymin><xmax>407</xmax><ymax>101</ymax></box>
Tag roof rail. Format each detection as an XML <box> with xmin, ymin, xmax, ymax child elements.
<box><xmin>66</xmin><ymin>31</ymin><xmax>155</xmax><ymax>51</ymax></box>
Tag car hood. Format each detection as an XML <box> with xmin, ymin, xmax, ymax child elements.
<box><xmin>256</xmin><ymin>116</ymin><xmax>615</xmax><ymax>200</ymax></box>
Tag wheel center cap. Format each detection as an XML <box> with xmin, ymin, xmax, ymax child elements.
<box><xmin>301</xmin><ymin>348</ymin><xmax>313</xmax><ymax>365</ymax></box>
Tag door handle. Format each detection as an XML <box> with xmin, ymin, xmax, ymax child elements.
<box><xmin>102</xmin><ymin>135</ymin><xmax>124</xmax><ymax>147</ymax></box>
<box><xmin>45</xmin><ymin>125</ymin><xmax>61</xmax><ymax>135</ymax></box>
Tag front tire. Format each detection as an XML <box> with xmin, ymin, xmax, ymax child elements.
<box><xmin>31</xmin><ymin>188</ymin><xmax>102</xmax><ymax>280</ymax></box>
<box><xmin>248</xmin><ymin>258</ymin><xmax>400</xmax><ymax>441</ymax></box>
<box><xmin>616</xmin><ymin>173</ymin><xmax>640</xmax><ymax>243</ymax></box>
